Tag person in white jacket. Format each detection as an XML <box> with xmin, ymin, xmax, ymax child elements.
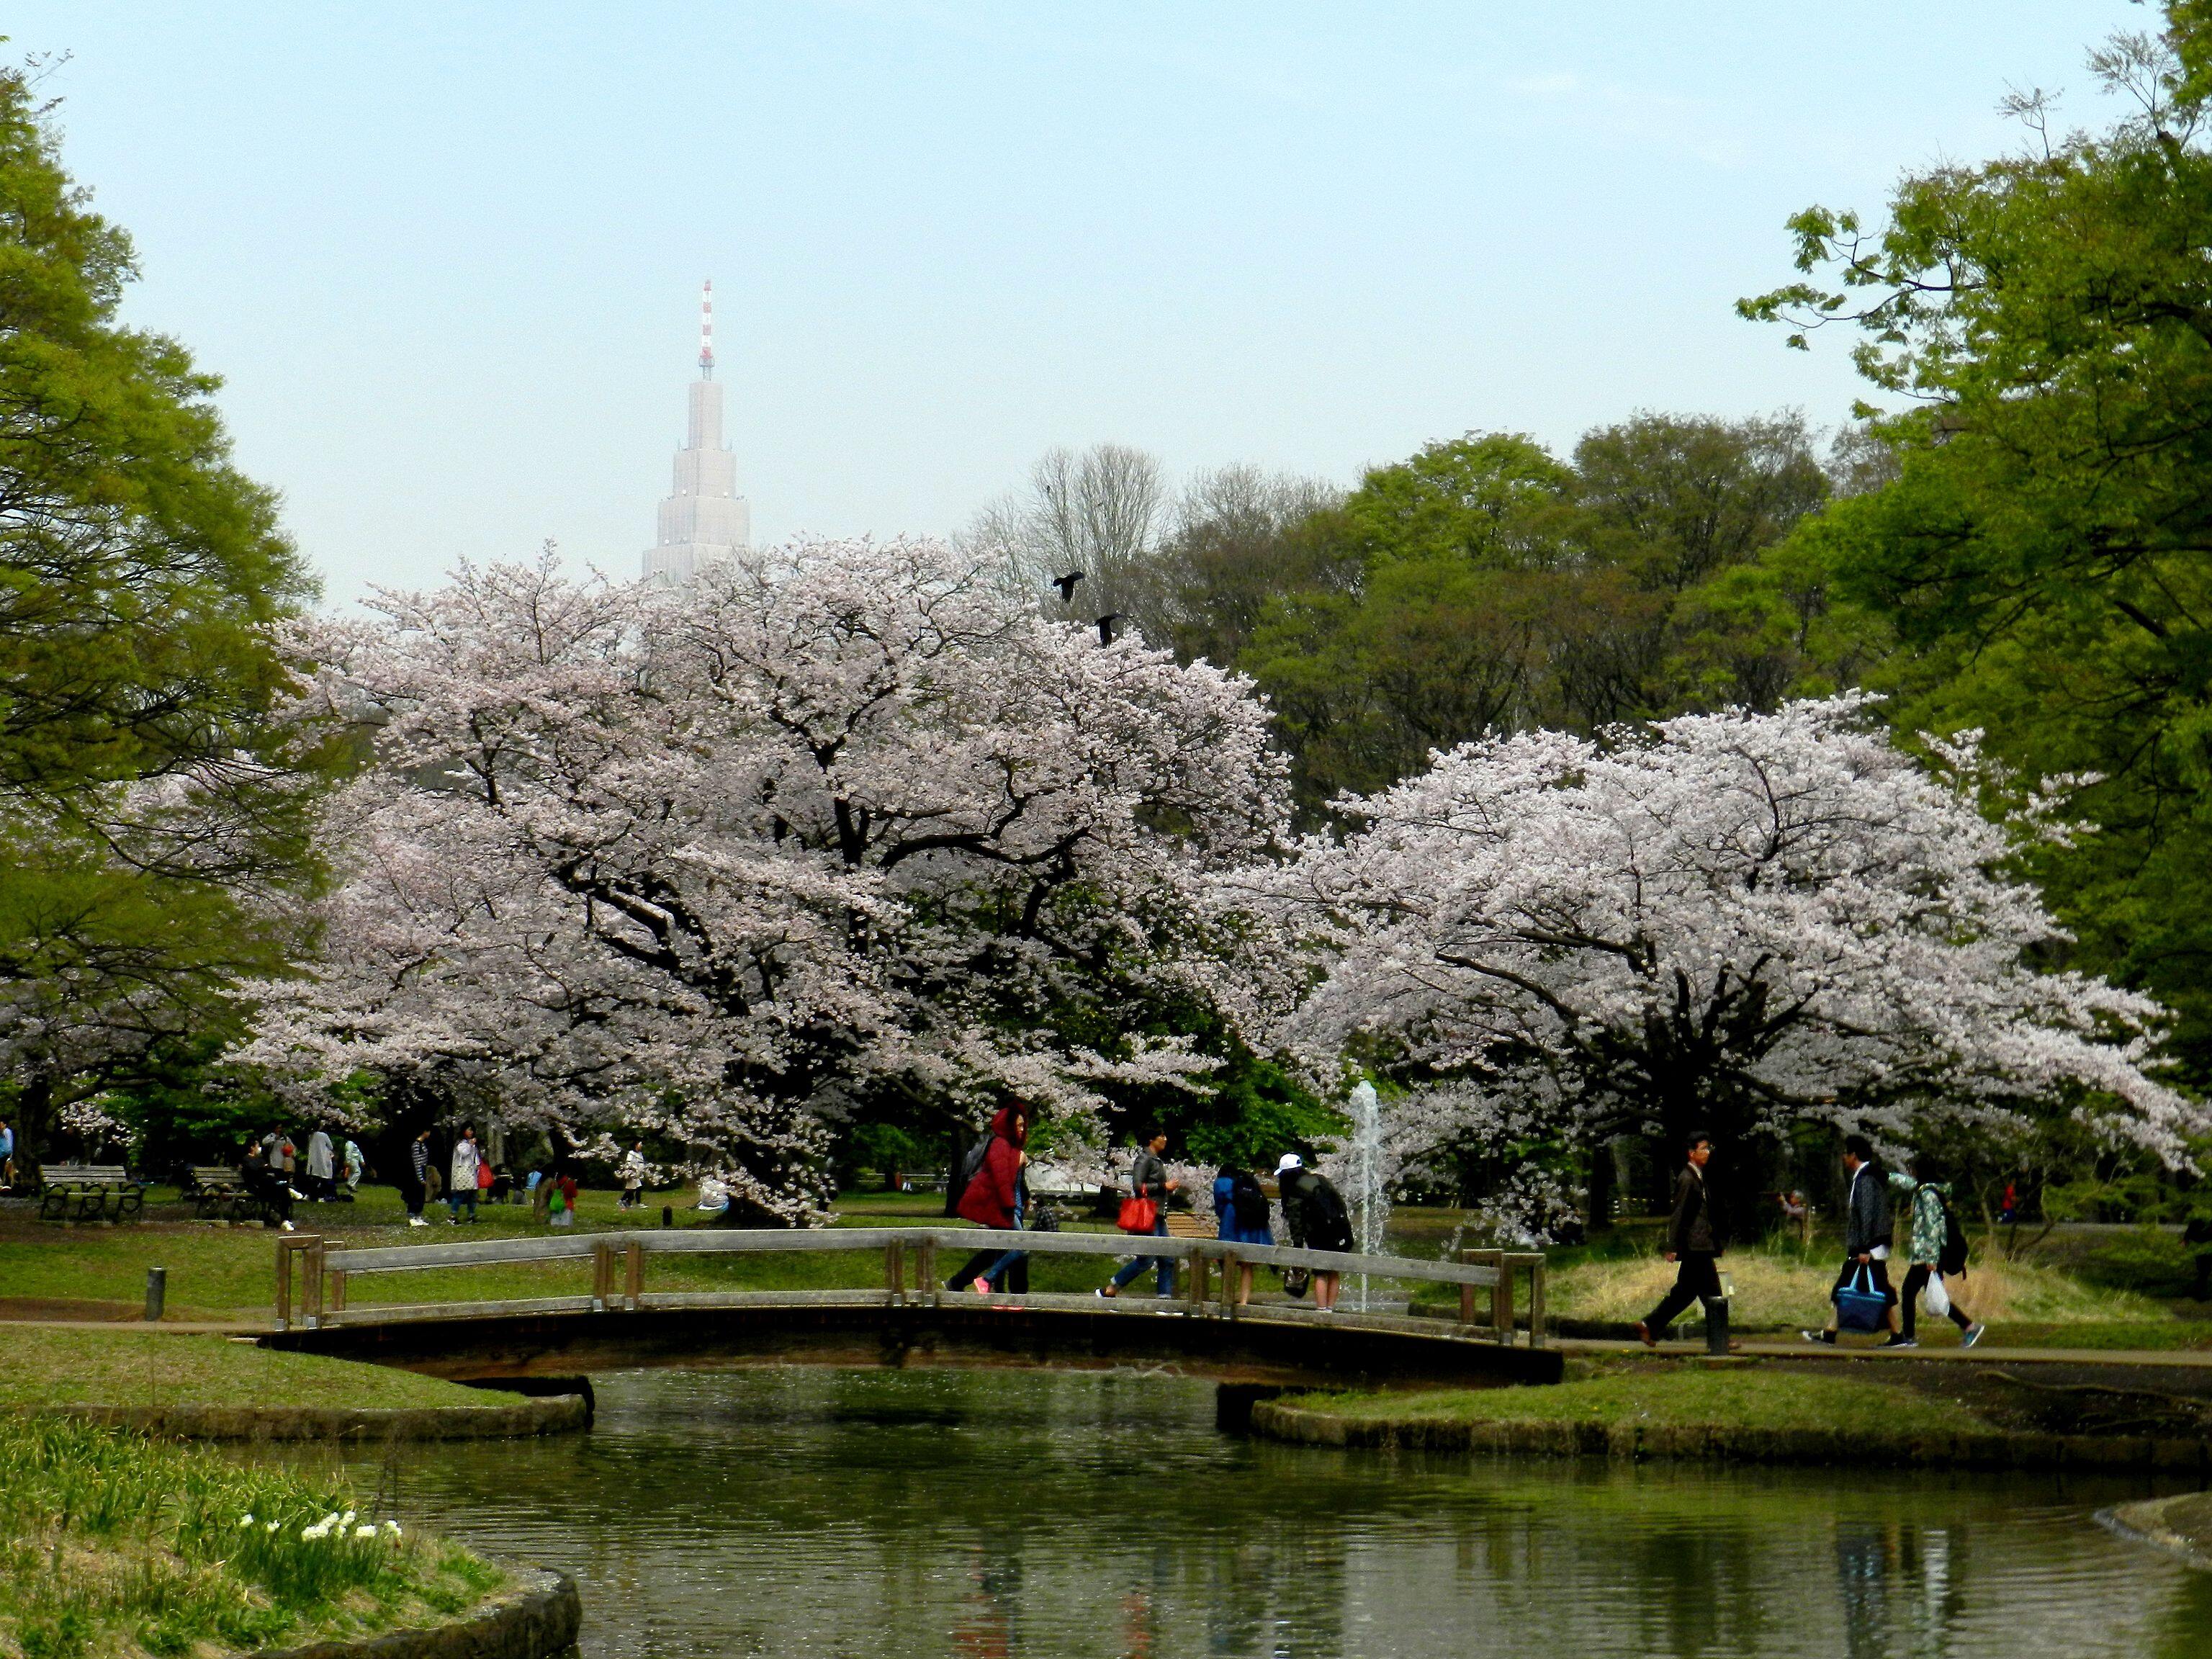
<box><xmin>305</xmin><ymin>1130</ymin><xmax>335</xmax><ymax>1201</ymax></box>
<box><xmin>448</xmin><ymin>1127</ymin><xmax>482</xmax><ymax>1223</ymax></box>
<box><xmin>619</xmin><ymin>1143</ymin><xmax>647</xmax><ymax>1210</ymax></box>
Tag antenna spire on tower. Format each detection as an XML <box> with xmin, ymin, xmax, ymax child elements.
<box><xmin>698</xmin><ymin>279</ymin><xmax>714</xmax><ymax>379</ymax></box>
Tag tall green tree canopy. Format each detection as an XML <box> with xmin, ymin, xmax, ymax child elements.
<box><xmin>1740</xmin><ymin>8</ymin><xmax>2212</xmax><ymax>1084</ymax></box>
<box><xmin>0</xmin><ymin>63</ymin><xmax>324</xmax><ymax>1156</ymax></box>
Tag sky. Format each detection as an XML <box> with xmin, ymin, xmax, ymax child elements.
<box><xmin>9</xmin><ymin>1</ymin><xmax>2150</xmax><ymax>607</ymax></box>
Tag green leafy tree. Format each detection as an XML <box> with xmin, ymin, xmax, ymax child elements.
<box><xmin>0</xmin><ymin>63</ymin><xmax>325</xmax><ymax>1159</ymax></box>
<box><xmin>1739</xmin><ymin>9</ymin><xmax>2212</xmax><ymax>1085</ymax></box>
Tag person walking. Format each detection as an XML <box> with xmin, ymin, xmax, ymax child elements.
<box><xmin>447</xmin><ymin>1126</ymin><xmax>481</xmax><ymax>1224</ymax></box>
<box><xmin>402</xmin><ymin>1129</ymin><xmax>433</xmax><ymax>1226</ymax></box>
<box><xmin>1275</xmin><ymin>1154</ymin><xmax>1352</xmax><ymax>1311</ymax></box>
<box><xmin>1100</xmin><ymin>1130</ymin><xmax>1179</xmax><ymax>1298</ymax></box>
<box><xmin>546</xmin><ymin>1166</ymin><xmax>579</xmax><ymax>1227</ymax></box>
<box><xmin>341</xmin><ymin>1138</ymin><xmax>366</xmax><ymax>1196</ymax></box>
<box><xmin>1636</xmin><ymin>1129</ymin><xmax>1727</xmax><ymax>1348</ymax></box>
<box><xmin>1212</xmin><ymin>1164</ymin><xmax>1274</xmax><ymax>1306</ymax></box>
<box><xmin>0</xmin><ymin>1116</ymin><xmax>14</xmax><ymax>1188</ymax></box>
<box><xmin>305</xmin><ymin>1128</ymin><xmax>335</xmax><ymax>1202</ymax></box>
<box><xmin>1804</xmin><ymin>1134</ymin><xmax>1901</xmax><ymax>1345</ymax></box>
<box><xmin>949</xmin><ymin>1102</ymin><xmax>1030</xmax><ymax>1291</ymax></box>
<box><xmin>1888</xmin><ymin>1161</ymin><xmax>1984</xmax><ymax>1348</ymax></box>
<box><xmin>619</xmin><ymin>1142</ymin><xmax>647</xmax><ymax>1210</ymax></box>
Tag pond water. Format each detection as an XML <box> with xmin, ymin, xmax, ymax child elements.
<box><xmin>328</xmin><ymin>1369</ymin><xmax>2211</xmax><ymax>1659</ymax></box>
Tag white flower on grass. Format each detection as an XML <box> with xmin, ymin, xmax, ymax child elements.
<box><xmin>265</xmin><ymin>1521</ymin><xmax>281</xmax><ymax>1533</ymax></box>
<box><xmin>341</xmin><ymin>1511</ymin><xmax>356</xmax><ymax>1527</ymax></box>
<box><xmin>382</xmin><ymin>1521</ymin><xmax>403</xmax><ymax>1539</ymax></box>
<box><xmin>239</xmin><ymin>1514</ymin><xmax>254</xmax><ymax>1527</ymax></box>
<box><xmin>355</xmin><ymin>1526</ymin><xmax>378</xmax><ymax>1540</ymax></box>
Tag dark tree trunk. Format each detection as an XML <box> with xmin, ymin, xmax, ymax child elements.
<box><xmin>1586</xmin><ymin>1136</ymin><xmax>1615</xmax><ymax>1231</ymax></box>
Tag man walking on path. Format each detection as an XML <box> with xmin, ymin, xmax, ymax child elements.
<box><xmin>1100</xmin><ymin>1130</ymin><xmax>1179</xmax><ymax>1298</ymax></box>
<box><xmin>1804</xmin><ymin>1134</ymin><xmax>1900</xmax><ymax>1345</ymax></box>
<box><xmin>1636</xmin><ymin>1129</ymin><xmax>1725</xmax><ymax>1349</ymax></box>
<box><xmin>1889</xmin><ymin>1161</ymin><xmax>1984</xmax><ymax>1349</ymax></box>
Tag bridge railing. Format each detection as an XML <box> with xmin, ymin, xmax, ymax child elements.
<box><xmin>273</xmin><ymin>1227</ymin><xmax>1547</xmax><ymax>1346</ymax></box>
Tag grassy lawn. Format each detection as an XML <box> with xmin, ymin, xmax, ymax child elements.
<box><xmin>0</xmin><ymin>1414</ymin><xmax>502</xmax><ymax>1659</ymax></box>
<box><xmin>0</xmin><ymin>1327</ymin><xmax>497</xmax><ymax>1413</ymax></box>
<box><xmin>1290</xmin><ymin>1365</ymin><xmax>1990</xmax><ymax>1439</ymax></box>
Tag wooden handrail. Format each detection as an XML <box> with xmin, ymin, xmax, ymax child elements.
<box><xmin>274</xmin><ymin>1225</ymin><xmax>1547</xmax><ymax>1346</ymax></box>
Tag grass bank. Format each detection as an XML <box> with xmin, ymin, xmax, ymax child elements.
<box><xmin>0</xmin><ymin>1327</ymin><xmax>498</xmax><ymax>1413</ymax></box>
<box><xmin>1290</xmin><ymin>1366</ymin><xmax>1986</xmax><ymax>1439</ymax></box>
<box><xmin>1258</xmin><ymin>1357</ymin><xmax>2212</xmax><ymax>1469</ymax></box>
<box><xmin>0</xmin><ymin>1414</ymin><xmax>502</xmax><ymax>1659</ymax></box>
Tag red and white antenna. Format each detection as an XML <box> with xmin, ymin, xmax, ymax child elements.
<box><xmin>698</xmin><ymin>279</ymin><xmax>715</xmax><ymax>378</ymax></box>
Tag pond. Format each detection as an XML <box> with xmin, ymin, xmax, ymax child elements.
<box><xmin>328</xmin><ymin>1369</ymin><xmax>2211</xmax><ymax>1659</ymax></box>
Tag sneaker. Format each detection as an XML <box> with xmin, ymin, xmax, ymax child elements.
<box><xmin>1800</xmin><ymin>1328</ymin><xmax>1837</xmax><ymax>1345</ymax></box>
<box><xmin>279</xmin><ymin>1220</ymin><xmax>296</xmax><ymax>1233</ymax></box>
<box><xmin>970</xmin><ymin>1277</ymin><xmax>993</xmax><ymax>1295</ymax></box>
<box><xmin>1961</xmin><ymin>1322</ymin><xmax>1986</xmax><ymax>1349</ymax></box>
<box><xmin>407</xmin><ymin>1215</ymin><xmax>429</xmax><ymax>1228</ymax></box>
<box><xmin>1881</xmin><ymin>1335</ymin><xmax>1918</xmax><ymax>1348</ymax></box>
<box><xmin>287</xmin><ymin>1188</ymin><xmax>306</xmax><ymax>1200</ymax></box>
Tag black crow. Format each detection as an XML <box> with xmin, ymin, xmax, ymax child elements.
<box><xmin>1096</xmin><ymin>613</ymin><xmax>1122</xmax><ymax>645</ymax></box>
<box><xmin>1052</xmin><ymin>571</ymin><xmax>1085</xmax><ymax>603</ymax></box>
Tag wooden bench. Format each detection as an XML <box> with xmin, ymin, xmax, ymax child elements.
<box><xmin>184</xmin><ymin>1164</ymin><xmax>269</xmax><ymax>1223</ymax></box>
<box><xmin>35</xmin><ymin>1164</ymin><xmax>144</xmax><ymax>1223</ymax></box>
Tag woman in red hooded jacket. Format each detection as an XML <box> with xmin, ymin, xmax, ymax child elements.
<box><xmin>949</xmin><ymin>1102</ymin><xmax>1029</xmax><ymax>1292</ymax></box>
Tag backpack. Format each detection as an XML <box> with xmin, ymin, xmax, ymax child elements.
<box><xmin>1230</xmin><ymin>1171</ymin><xmax>1270</xmax><ymax>1231</ymax></box>
<box><xmin>1936</xmin><ymin>1190</ymin><xmax>1970</xmax><ymax>1276</ymax></box>
<box><xmin>953</xmin><ymin>1134</ymin><xmax>992</xmax><ymax>1202</ymax></box>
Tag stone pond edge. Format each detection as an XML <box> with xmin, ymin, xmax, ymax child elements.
<box><xmin>2099</xmin><ymin>1493</ymin><xmax>2212</xmax><ymax>1571</ymax></box>
<box><xmin>251</xmin><ymin>1565</ymin><xmax>582</xmax><ymax>1659</ymax></box>
<box><xmin>4</xmin><ymin>1393</ymin><xmax>590</xmax><ymax>1441</ymax></box>
<box><xmin>1247</xmin><ymin>1398</ymin><xmax>2212</xmax><ymax>1470</ymax></box>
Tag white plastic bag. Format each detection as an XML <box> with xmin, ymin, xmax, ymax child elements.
<box><xmin>1924</xmin><ymin>1272</ymin><xmax>1951</xmax><ymax>1317</ymax></box>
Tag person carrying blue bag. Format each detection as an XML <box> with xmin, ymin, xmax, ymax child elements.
<box><xmin>1804</xmin><ymin>1133</ymin><xmax>1904</xmax><ymax>1346</ymax></box>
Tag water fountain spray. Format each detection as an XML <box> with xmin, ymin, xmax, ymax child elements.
<box><xmin>1348</xmin><ymin>1079</ymin><xmax>1388</xmax><ymax>1311</ymax></box>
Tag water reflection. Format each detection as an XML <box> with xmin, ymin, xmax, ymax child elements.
<box><xmin>305</xmin><ymin>1369</ymin><xmax>2209</xmax><ymax>1659</ymax></box>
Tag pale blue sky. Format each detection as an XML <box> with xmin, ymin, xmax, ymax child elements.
<box><xmin>10</xmin><ymin>2</ymin><xmax>2146</xmax><ymax>604</ymax></box>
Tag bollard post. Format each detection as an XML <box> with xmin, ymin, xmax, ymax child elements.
<box><xmin>1704</xmin><ymin>1291</ymin><xmax>1730</xmax><ymax>1355</ymax></box>
<box><xmin>661</xmin><ymin>1204</ymin><xmax>673</xmax><ymax>1228</ymax></box>
<box><xmin>143</xmin><ymin>1266</ymin><xmax>166</xmax><ymax>1323</ymax></box>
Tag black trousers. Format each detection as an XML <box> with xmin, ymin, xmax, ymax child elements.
<box><xmin>1898</xmin><ymin>1263</ymin><xmax>1970</xmax><ymax>1339</ymax></box>
<box><xmin>400</xmin><ymin>1172</ymin><xmax>426</xmax><ymax>1218</ymax></box>
<box><xmin>1643</xmin><ymin>1251</ymin><xmax>1722</xmax><ymax>1334</ymax></box>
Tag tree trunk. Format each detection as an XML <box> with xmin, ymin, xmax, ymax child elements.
<box><xmin>1586</xmin><ymin>1136</ymin><xmax>1615</xmax><ymax>1231</ymax></box>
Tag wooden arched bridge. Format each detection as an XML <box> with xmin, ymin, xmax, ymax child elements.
<box><xmin>263</xmin><ymin>1226</ymin><xmax>1562</xmax><ymax>1393</ymax></box>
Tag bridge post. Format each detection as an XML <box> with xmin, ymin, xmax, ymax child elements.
<box><xmin>1522</xmin><ymin>1253</ymin><xmax>1547</xmax><ymax>1347</ymax></box>
<box><xmin>327</xmin><ymin>1241</ymin><xmax>347</xmax><ymax>1319</ymax></box>
<box><xmin>1184</xmin><ymin>1249</ymin><xmax>1208</xmax><ymax>1313</ymax></box>
<box><xmin>301</xmin><ymin>1236</ymin><xmax>325</xmax><ymax>1330</ymax></box>
<box><xmin>624</xmin><ymin>1240</ymin><xmax>644</xmax><ymax>1310</ymax></box>
<box><xmin>917</xmin><ymin>1237</ymin><xmax>937</xmax><ymax>1305</ymax></box>
<box><xmin>274</xmin><ymin>1236</ymin><xmax>292</xmax><ymax>1331</ymax></box>
<box><xmin>590</xmin><ymin>1241</ymin><xmax>613</xmax><ymax>1312</ymax></box>
<box><xmin>883</xmin><ymin>1239</ymin><xmax>905</xmax><ymax>1305</ymax></box>
<box><xmin>1489</xmin><ymin>1249</ymin><xmax>1514</xmax><ymax>1342</ymax></box>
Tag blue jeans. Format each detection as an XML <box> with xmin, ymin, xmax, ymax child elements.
<box><xmin>1110</xmin><ymin>1217</ymin><xmax>1174</xmax><ymax>1295</ymax></box>
<box><xmin>446</xmin><ymin>1191</ymin><xmax>476</xmax><ymax>1221</ymax></box>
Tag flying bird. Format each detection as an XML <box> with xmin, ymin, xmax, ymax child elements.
<box><xmin>1096</xmin><ymin>613</ymin><xmax>1122</xmax><ymax>646</ymax></box>
<box><xmin>1052</xmin><ymin>571</ymin><xmax>1085</xmax><ymax>604</ymax></box>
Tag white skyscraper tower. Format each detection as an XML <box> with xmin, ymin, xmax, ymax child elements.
<box><xmin>644</xmin><ymin>280</ymin><xmax>751</xmax><ymax>583</ymax></box>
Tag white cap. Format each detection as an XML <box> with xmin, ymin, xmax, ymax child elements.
<box><xmin>1275</xmin><ymin>1153</ymin><xmax>1303</xmax><ymax>1175</ymax></box>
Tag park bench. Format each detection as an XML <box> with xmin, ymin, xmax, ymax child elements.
<box><xmin>35</xmin><ymin>1164</ymin><xmax>144</xmax><ymax>1224</ymax></box>
<box><xmin>184</xmin><ymin>1164</ymin><xmax>270</xmax><ymax>1223</ymax></box>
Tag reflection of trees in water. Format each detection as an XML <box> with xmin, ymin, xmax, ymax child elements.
<box><xmin>320</xmin><ymin>1371</ymin><xmax>2196</xmax><ymax>1659</ymax></box>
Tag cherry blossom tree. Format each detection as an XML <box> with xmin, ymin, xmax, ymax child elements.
<box><xmin>1231</xmin><ymin>695</ymin><xmax>2203</xmax><ymax>1226</ymax></box>
<box><xmin>250</xmin><ymin>539</ymin><xmax>1287</xmax><ymax>1219</ymax></box>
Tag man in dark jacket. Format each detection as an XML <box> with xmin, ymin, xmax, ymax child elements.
<box><xmin>1635</xmin><ymin>1128</ymin><xmax>1724</xmax><ymax>1347</ymax></box>
<box><xmin>1276</xmin><ymin>1153</ymin><xmax>1353</xmax><ymax>1312</ymax></box>
<box><xmin>1805</xmin><ymin>1133</ymin><xmax>1902</xmax><ymax>1344</ymax></box>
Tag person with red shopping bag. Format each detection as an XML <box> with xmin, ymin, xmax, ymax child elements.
<box><xmin>1098</xmin><ymin>1130</ymin><xmax>1178</xmax><ymax>1298</ymax></box>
